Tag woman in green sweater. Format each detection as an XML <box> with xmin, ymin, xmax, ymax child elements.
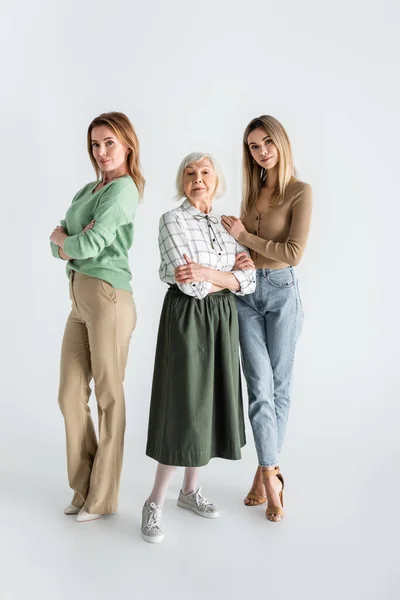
<box><xmin>50</xmin><ymin>112</ymin><xmax>145</xmax><ymax>522</ymax></box>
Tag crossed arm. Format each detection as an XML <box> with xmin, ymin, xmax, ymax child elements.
<box><xmin>175</xmin><ymin>253</ymin><xmax>254</xmax><ymax>293</ymax></box>
<box><xmin>159</xmin><ymin>213</ymin><xmax>255</xmax><ymax>299</ymax></box>
<box><xmin>50</xmin><ymin>220</ymin><xmax>95</xmax><ymax>260</ymax></box>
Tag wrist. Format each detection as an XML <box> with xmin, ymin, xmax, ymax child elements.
<box><xmin>238</xmin><ymin>229</ymin><xmax>247</xmax><ymax>243</ymax></box>
<box><xmin>59</xmin><ymin>233</ymin><xmax>68</xmax><ymax>249</ymax></box>
<box><xmin>202</xmin><ymin>266</ymin><xmax>212</xmax><ymax>281</ymax></box>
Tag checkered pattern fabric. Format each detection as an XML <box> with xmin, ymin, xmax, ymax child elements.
<box><xmin>159</xmin><ymin>199</ymin><xmax>256</xmax><ymax>299</ymax></box>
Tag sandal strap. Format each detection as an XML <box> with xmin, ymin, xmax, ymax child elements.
<box><xmin>266</xmin><ymin>506</ymin><xmax>284</xmax><ymax>517</ymax></box>
<box><xmin>261</xmin><ymin>468</ymin><xmax>285</xmax><ymax>491</ymax></box>
<box><xmin>260</xmin><ymin>467</ymin><xmax>280</xmax><ymax>478</ymax></box>
<box><xmin>245</xmin><ymin>493</ymin><xmax>266</xmax><ymax>503</ymax></box>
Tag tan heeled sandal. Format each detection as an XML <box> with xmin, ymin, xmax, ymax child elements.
<box><xmin>244</xmin><ymin>492</ymin><xmax>267</xmax><ymax>507</ymax></box>
<box><xmin>244</xmin><ymin>467</ymin><xmax>266</xmax><ymax>506</ymax></box>
<box><xmin>261</xmin><ymin>467</ymin><xmax>284</xmax><ymax>521</ymax></box>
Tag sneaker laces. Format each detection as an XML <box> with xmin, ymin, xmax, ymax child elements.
<box><xmin>194</xmin><ymin>489</ymin><xmax>213</xmax><ymax>511</ymax></box>
<box><xmin>145</xmin><ymin>503</ymin><xmax>162</xmax><ymax>531</ymax></box>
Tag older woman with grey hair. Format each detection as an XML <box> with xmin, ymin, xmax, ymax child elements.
<box><xmin>141</xmin><ymin>153</ymin><xmax>256</xmax><ymax>543</ymax></box>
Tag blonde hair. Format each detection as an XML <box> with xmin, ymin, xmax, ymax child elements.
<box><xmin>175</xmin><ymin>152</ymin><xmax>226</xmax><ymax>200</ymax></box>
<box><xmin>87</xmin><ymin>112</ymin><xmax>145</xmax><ymax>200</ymax></box>
<box><xmin>241</xmin><ymin>115</ymin><xmax>296</xmax><ymax>216</ymax></box>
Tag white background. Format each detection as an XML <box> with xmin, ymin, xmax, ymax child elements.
<box><xmin>1</xmin><ymin>0</ymin><xmax>399</xmax><ymax>598</ymax></box>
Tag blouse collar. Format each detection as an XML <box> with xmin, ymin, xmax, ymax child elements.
<box><xmin>181</xmin><ymin>198</ymin><xmax>215</xmax><ymax>218</ymax></box>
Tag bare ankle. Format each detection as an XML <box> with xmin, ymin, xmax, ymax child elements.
<box><xmin>147</xmin><ymin>496</ymin><xmax>163</xmax><ymax>507</ymax></box>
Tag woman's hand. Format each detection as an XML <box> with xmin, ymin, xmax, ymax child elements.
<box><xmin>233</xmin><ymin>252</ymin><xmax>255</xmax><ymax>271</ymax></box>
<box><xmin>175</xmin><ymin>254</ymin><xmax>210</xmax><ymax>284</ymax></box>
<box><xmin>221</xmin><ymin>215</ymin><xmax>245</xmax><ymax>241</ymax></box>
<box><xmin>58</xmin><ymin>248</ymin><xmax>71</xmax><ymax>260</ymax></box>
<box><xmin>50</xmin><ymin>226</ymin><xmax>68</xmax><ymax>247</ymax></box>
<box><xmin>83</xmin><ymin>220</ymin><xmax>95</xmax><ymax>233</ymax></box>
<box><xmin>50</xmin><ymin>220</ymin><xmax>93</xmax><ymax>249</ymax></box>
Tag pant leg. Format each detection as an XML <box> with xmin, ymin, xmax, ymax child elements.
<box><xmin>58</xmin><ymin>307</ymin><xmax>97</xmax><ymax>509</ymax></box>
<box><xmin>265</xmin><ymin>268</ymin><xmax>304</xmax><ymax>456</ymax></box>
<box><xmin>73</xmin><ymin>276</ymin><xmax>136</xmax><ymax>514</ymax></box>
<box><xmin>236</xmin><ymin>288</ymin><xmax>278</xmax><ymax>466</ymax></box>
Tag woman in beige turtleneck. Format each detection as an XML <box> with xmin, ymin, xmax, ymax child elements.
<box><xmin>222</xmin><ymin>115</ymin><xmax>312</xmax><ymax>522</ymax></box>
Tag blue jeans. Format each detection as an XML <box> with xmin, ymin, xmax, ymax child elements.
<box><xmin>236</xmin><ymin>267</ymin><xmax>303</xmax><ymax>466</ymax></box>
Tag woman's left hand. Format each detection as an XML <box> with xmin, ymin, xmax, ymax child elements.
<box><xmin>50</xmin><ymin>226</ymin><xmax>68</xmax><ymax>247</ymax></box>
<box><xmin>233</xmin><ymin>252</ymin><xmax>255</xmax><ymax>271</ymax></box>
<box><xmin>83</xmin><ymin>220</ymin><xmax>95</xmax><ymax>233</ymax></box>
<box><xmin>175</xmin><ymin>254</ymin><xmax>209</xmax><ymax>284</ymax></box>
<box><xmin>221</xmin><ymin>215</ymin><xmax>245</xmax><ymax>241</ymax></box>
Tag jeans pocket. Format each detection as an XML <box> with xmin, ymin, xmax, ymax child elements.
<box><xmin>296</xmin><ymin>280</ymin><xmax>303</xmax><ymax>309</ymax></box>
<box><xmin>267</xmin><ymin>268</ymin><xmax>294</xmax><ymax>289</ymax></box>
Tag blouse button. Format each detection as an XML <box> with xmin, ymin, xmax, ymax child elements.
<box><xmin>218</xmin><ymin>252</ymin><xmax>222</xmax><ymax>255</ymax></box>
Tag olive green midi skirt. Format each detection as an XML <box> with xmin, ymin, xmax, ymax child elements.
<box><xmin>146</xmin><ymin>286</ymin><xmax>246</xmax><ymax>467</ymax></box>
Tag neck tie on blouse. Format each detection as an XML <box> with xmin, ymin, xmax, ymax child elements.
<box><xmin>193</xmin><ymin>214</ymin><xmax>223</xmax><ymax>251</ymax></box>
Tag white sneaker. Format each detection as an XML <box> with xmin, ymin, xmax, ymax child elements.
<box><xmin>64</xmin><ymin>503</ymin><xmax>80</xmax><ymax>515</ymax></box>
<box><xmin>177</xmin><ymin>488</ymin><xmax>220</xmax><ymax>518</ymax></box>
<box><xmin>76</xmin><ymin>508</ymin><xmax>104</xmax><ymax>522</ymax></box>
<box><xmin>141</xmin><ymin>502</ymin><xmax>164</xmax><ymax>543</ymax></box>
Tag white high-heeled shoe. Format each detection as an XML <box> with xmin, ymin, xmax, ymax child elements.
<box><xmin>76</xmin><ymin>508</ymin><xmax>104</xmax><ymax>522</ymax></box>
<box><xmin>64</xmin><ymin>503</ymin><xmax>80</xmax><ymax>515</ymax></box>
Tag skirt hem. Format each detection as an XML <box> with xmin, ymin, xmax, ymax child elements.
<box><xmin>145</xmin><ymin>443</ymin><xmax>246</xmax><ymax>467</ymax></box>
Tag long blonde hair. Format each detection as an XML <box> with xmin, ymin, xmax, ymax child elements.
<box><xmin>87</xmin><ymin>112</ymin><xmax>145</xmax><ymax>200</ymax></box>
<box><xmin>241</xmin><ymin>115</ymin><xmax>296</xmax><ymax>216</ymax></box>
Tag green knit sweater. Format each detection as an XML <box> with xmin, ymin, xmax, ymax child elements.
<box><xmin>51</xmin><ymin>175</ymin><xmax>138</xmax><ymax>292</ymax></box>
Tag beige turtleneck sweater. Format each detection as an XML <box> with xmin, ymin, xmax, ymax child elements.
<box><xmin>238</xmin><ymin>179</ymin><xmax>312</xmax><ymax>269</ymax></box>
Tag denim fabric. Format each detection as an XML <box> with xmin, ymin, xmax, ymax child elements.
<box><xmin>236</xmin><ymin>267</ymin><xmax>303</xmax><ymax>466</ymax></box>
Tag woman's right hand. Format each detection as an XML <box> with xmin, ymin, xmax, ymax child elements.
<box><xmin>175</xmin><ymin>254</ymin><xmax>210</xmax><ymax>283</ymax></box>
<box><xmin>234</xmin><ymin>252</ymin><xmax>255</xmax><ymax>271</ymax></box>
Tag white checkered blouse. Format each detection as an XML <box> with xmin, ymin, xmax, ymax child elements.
<box><xmin>159</xmin><ymin>199</ymin><xmax>256</xmax><ymax>299</ymax></box>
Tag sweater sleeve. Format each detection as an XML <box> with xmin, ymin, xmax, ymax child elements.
<box><xmin>50</xmin><ymin>219</ymin><xmax>67</xmax><ymax>259</ymax></box>
<box><xmin>238</xmin><ymin>184</ymin><xmax>312</xmax><ymax>266</ymax></box>
<box><xmin>158</xmin><ymin>212</ymin><xmax>212</xmax><ymax>299</ymax></box>
<box><xmin>63</xmin><ymin>187</ymin><xmax>138</xmax><ymax>260</ymax></box>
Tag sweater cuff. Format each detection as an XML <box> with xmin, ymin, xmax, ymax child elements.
<box><xmin>51</xmin><ymin>242</ymin><xmax>62</xmax><ymax>259</ymax></box>
<box><xmin>63</xmin><ymin>237</ymin><xmax>73</xmax><ymax>257</ymax></box>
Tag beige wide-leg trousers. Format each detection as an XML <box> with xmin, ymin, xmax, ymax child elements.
<box><xmin>58</xmin><ymin>272</ymin><xmax>136</xmax><ymax>514</ymax></box>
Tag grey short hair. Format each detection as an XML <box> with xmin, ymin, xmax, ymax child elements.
<box><xmin>175</xmin><ymin>152</ymin><xmax>226</xmax><ymax>200</ymax></box>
